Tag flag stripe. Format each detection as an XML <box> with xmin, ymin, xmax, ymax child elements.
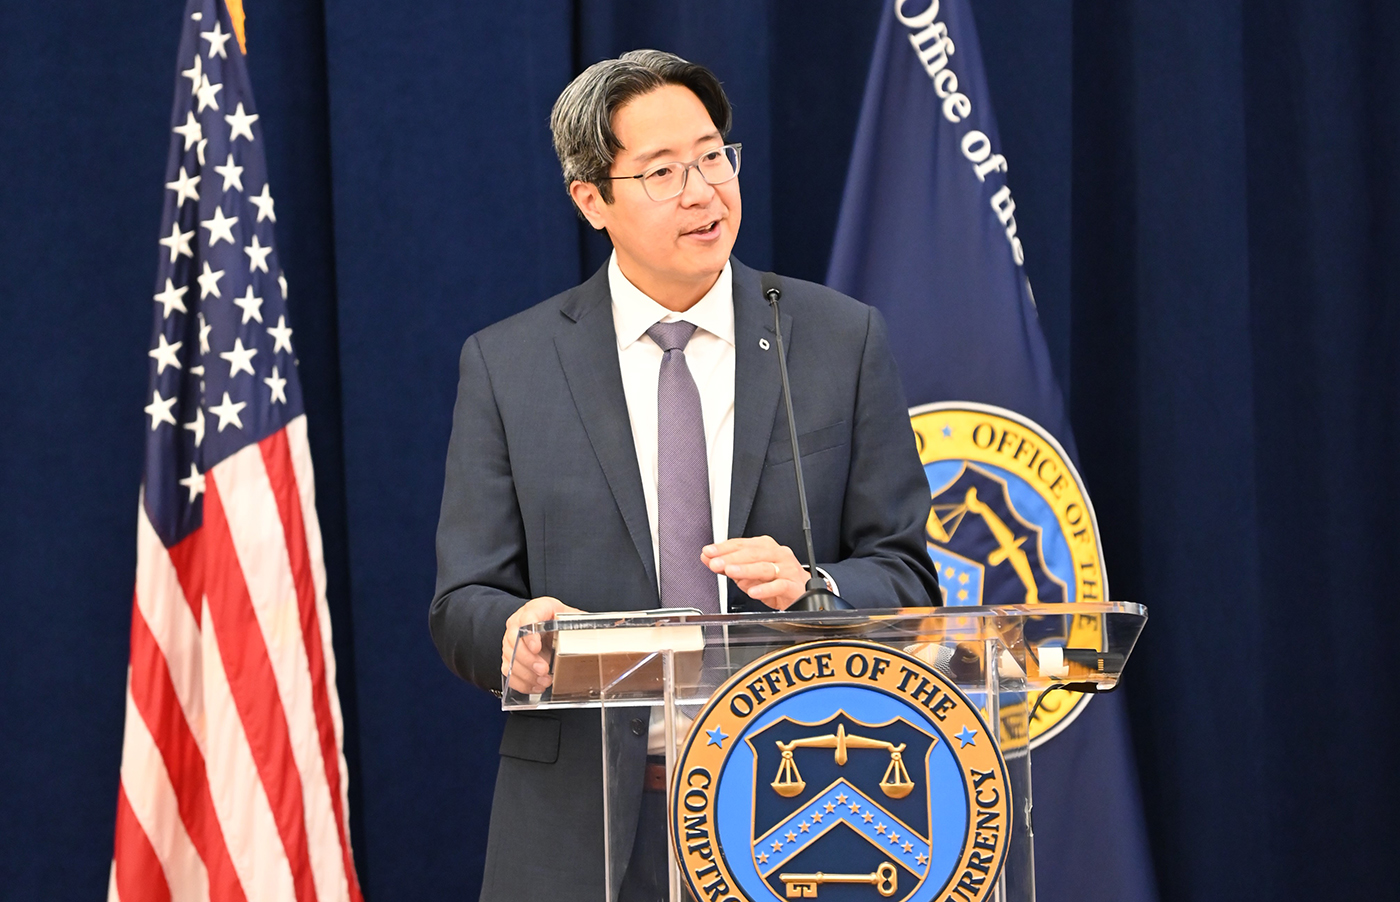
<box><xmin>114</xmin><ymin>783</ymin><xmax>174</xmax><ymax>902</ymax></box>
<box><xmin>199</xmin><ymin>595</ymin><xmax>300</xmax><ymax>901</ymax></box>
<box><xmin>135</xmin><ymin>505</ymin><xmax>206</xmax><ymax>754</ymax></box>
<box><xmin>156</xmin><ymin>521</ymin><xmax>280</xmax><ymax>900</ymax></box>
<box><xmin>215</xmin><ymin>443</ymin><xmax>346</xmax><ymax>902</ymax></box>
<box><xmin>166</xmin><ymin>523</ymin><xmax>207</xmax><ymax>627</ymax></box>
<box><xmin>157</xmin><ymin>501</ymin><xmax>292</xmax><ymax>900</ymax></box>
<box><xmin>202</xmin><ymin>474</ymin><xmax>320</xmax><ymax>902</ymax></box>
<box><xmin>284</xmin><ymin>417</ymin><xmax>351</xmax><ymax>825</ymax></box>
<box><xmin>118</xmin><ymin>668</ymin><xmax>210</xmax><ymax>902</ymax></box>
<box><xmin>259</xmin><ymin>428</ymin><xmax>362</xmax><ymax>901</ymax></box>
<box><xmin>127</xmin><ymin>595</ymin><xmax>244</xmax><ymax>902</ymax></box>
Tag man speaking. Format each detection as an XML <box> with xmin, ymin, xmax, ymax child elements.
<box><xmin>430</xmin><ymin>50</ymin><xmax>940</xmax><ymax>901</ymax></box>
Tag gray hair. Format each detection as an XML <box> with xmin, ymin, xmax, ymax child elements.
<box><xmin>550</xmin><ymin>49</ymin><xmax>732</xmax><ymax>204</ymax></box>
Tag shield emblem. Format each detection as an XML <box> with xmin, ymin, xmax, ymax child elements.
<box><xmin>927</xmin><ymin>462</ymin><xmax>1067</xmax><ymax>608</ymax></box>
<box><xmin>745</xmin><ymin>713</ymin><xmax>938</xmax><ymax>901</ymax></box>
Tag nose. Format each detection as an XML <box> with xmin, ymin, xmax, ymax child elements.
<box><xmin>678</xmin><ymin>161</ymin><xmax>719</xmax><ymax>206</ymax></box>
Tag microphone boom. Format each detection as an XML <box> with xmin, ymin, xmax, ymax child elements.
<box><xmin>761</xmin><ymin>273</ymin><xmax>849</xmax><ymax>613</ymax></box>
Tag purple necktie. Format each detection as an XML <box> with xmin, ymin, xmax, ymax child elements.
<box><xmin>647</xmin><ymin>321</ymin><xmax>720</xmax><ymax>614</ymax></box>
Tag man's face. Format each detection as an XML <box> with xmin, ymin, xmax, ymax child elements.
<box><xmin>572</xmin><ymin>83</ymin><xmax>741</xmax><ymax>308</ymax></box>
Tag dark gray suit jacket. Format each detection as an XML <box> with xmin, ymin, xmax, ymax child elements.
<box><xmin>430</xmin><ymin>259</ymin><xmax>939</xmax><ymax>900</ymax></box>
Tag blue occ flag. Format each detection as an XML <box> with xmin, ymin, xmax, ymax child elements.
<box><xmin>827</xmin><ymin>2</ymin><xmax>1158</xmax><ymax>900</ymax></box>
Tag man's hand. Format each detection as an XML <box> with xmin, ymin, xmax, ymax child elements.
<box><xmin>501</xmin><ymin>596</ymin><xmax>582</xmax><ymax>694</ymax></box>
<box><xmin>702</xmin><ymin>536</ymin><xmax>807</xmax><ymax>610</ymax></box>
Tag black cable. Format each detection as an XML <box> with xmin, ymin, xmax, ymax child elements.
<box><xmin>1028</xmin><ymin>678</ymin><xmax>1119</xmax><ymax>726</ymax></box>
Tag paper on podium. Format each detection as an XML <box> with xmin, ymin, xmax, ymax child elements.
<box><xmin>550</xmin><ymin>609</ymin><xmax>706</xmax><ymax>699</ymax></box>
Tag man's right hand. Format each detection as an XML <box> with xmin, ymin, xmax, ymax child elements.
<box><xmin>501</xmin><ymin>596</ymin><xmax>581</xmax><ymax>695</ymax></box>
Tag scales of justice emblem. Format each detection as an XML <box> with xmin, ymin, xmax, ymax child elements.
<box><xmin>672</xmin><ymin>641</ymin><xmax>1012</xmax><ymax>902</ymax></box>
<box><xmin>750</xmin><ymin>713</ymin><xmax>939</xmax><ymax>899</ymax></box>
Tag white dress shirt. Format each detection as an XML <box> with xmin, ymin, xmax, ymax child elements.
<box><xmin>609</xmin><ymin>251</ymin><xmax>735</xmax><ymax>610</ymax></box>
<box><xmin>609</xmin><ymin>253</ymin><xmax>737</xmax><ymax>756</ymax></box>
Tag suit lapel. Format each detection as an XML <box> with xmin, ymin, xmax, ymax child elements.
<box><xmin>728</xmin><ymin>261</ymin><xmax>789</xmax><ymax>540</ymax></box>
<box><xmin>554</xmin><ymin>267</ymin><xmax>659</xmax><ymax>598</ymax></box>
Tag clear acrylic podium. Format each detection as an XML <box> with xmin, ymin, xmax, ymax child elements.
<box><xmin>504</xmin><ymin>602</ymin><xmax>1146</xmax><ymax>902</ymax></box>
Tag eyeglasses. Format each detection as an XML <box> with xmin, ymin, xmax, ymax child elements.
<box><xmin>605</xmin><ymin>143</ymin><xmax>742</xmax><ymax>202</ymax></box>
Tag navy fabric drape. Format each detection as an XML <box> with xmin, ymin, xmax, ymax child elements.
<box><xmin>2</xmin><ymin>1</ymin><xmax>1396</xmax><ymax>900</ymax></box>
<box><xmin>1069</xmin><ymin>4</ymin><xmax>1400</xmax><ymax>900</ymax></box>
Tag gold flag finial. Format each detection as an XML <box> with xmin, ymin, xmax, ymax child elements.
<box><xmin>223</xmin><ymin>0</ymin><xmax>247</xmax><ymax>54</ymax></box>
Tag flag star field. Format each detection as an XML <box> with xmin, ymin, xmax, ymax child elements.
<box><xmin>145</xmin><ymin>2</ymin><xmax>300</xmax><ymax>549</ymax></box>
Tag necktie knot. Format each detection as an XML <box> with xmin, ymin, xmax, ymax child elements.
<box><xmin>647</xmin><ymin>320</ymin><xmax>699</xmax><ymax>353</ymax></box>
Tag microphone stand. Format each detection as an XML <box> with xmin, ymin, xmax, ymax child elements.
<box><xmin>763</xmin><ymin>274</ymin><xmax>850</xmax><ymax>613</ymax></box>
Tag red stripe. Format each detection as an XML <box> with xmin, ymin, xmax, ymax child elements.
<box><xmin>166</xmin><ymin>529</ymin><xmax>205</xmax><ymax>626</ymax></box>
<box><xmin>114</xmin><ymin>782</ymin><xmax>172</xmax><ymax>902</ymax></box>
<box><xmin>259</xmin><ymin>430</ymin><xmax>364</xmax><ymax>900</ymax></box>
<box><xmin>202</xmin><ymin>477</ymin><xmax>320</xmax><ymax>902</ymax></box>
<box><xmin>127</xmin><ymin>588</ymin><xmax>248</xmax><ymax>902</ymax></box>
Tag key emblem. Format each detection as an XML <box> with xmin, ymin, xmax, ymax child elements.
<box><xmin>778</xmin><ymin>861</ymin><xmax>897</xmax><ymax>898</ymax></box>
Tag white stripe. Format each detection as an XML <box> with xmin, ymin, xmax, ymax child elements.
<box><xmin>285</xmin><ymin>415</ymin><xmax>353</xmax><ymax>842</ymax></box>
<box><xmin>136</xmin><ymin>495</ymin><xmax>207</xmax><ymax>756</ymax></box>
<box><xmin>284</xmin><ymin>417</ymin><xmax>329</xmax><ymax>631</ymax></box>
<box><xmin>212</xmin><ymin>445</ymin><xmax>350</xmax><ymax>902</ymax></box>
<box><xmin>108</xmin><ymin>858</ymin><xmax>118</xmax><ymax>902</ymax></box>
<box><xmin>118</xmin><ymin>670</ymin><xmax>210</xmax><ymax>902</ymax></box>
<box><xmin>200</xmin><ymin>596</ymin><xmax>297</xmax><ymax>901</ymax></box>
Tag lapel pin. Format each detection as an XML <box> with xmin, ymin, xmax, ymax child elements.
<box><xmin>759</xmin><ymin>338</ymin><xmax>771</xmax><ymax>351</ymax></box>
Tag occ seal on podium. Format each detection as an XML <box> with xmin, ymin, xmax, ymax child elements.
<box><xmin>671</xmin><ymin>641</ymin><xmax>1011</xmax><ymax>902</ymax></box>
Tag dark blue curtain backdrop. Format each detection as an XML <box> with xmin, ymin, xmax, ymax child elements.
<box><xmin>2</xmin><ymin>2</ymin><xmax>1396</xmax><ymax>901</ymax></box>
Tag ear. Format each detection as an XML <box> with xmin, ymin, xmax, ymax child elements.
<box><xmin>568</xmin><ymin>180</ymin><xmax>610</xmax><ymax>231</ymax></box>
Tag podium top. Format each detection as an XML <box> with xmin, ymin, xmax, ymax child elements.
<box><xmin>503</xmin><ymin>602</ymin><xmax>1146</xmax><ymax>710</ymax></box>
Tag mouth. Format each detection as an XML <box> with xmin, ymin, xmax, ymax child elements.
<box><xmin>683</xmin><ymin>219</ymin><xmax>722</xmax><ymax>240</ymax></box>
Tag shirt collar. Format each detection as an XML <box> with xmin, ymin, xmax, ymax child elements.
<box><xmin>609</xmin><ymin>251</ymin><xmax>735</xmax><ymax>351</ymax></box>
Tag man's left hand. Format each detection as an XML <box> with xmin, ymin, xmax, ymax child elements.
<box><xmin>702</xmin><ymin>536</ymin><xmax>807</xmax><ymax>610</ymax></box>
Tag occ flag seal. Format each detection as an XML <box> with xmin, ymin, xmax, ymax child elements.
<box><xmin>909</xmin><ymin>402</ymin><xmax>1108</xmax><ymax>746</ymax></box>
<box><xmin>672</xmin><ymin>641</ymin><xmax>1011</xmax><ymax>902</ymax></box>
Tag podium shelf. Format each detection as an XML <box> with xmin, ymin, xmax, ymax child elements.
<box><xmin>503</xmin><ymin>601</ymin><xmax>1145</xmax><ymax>710</ymax></box>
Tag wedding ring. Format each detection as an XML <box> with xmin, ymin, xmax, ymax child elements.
<box><xmin>772</xmin><ymin>562</ymin><xmax>781</xmax><ymax>581</ymax></box>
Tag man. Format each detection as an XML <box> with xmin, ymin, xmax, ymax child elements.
<box><xmin>430</xmin><ymin>50</ymin><xmax>939</xmax><ymax>901</ymax></box>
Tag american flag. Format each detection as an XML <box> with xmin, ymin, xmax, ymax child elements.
<box><xmin>111</xmin><ymin>2</ymin><xmax>362</xmax><ymax>900</ymax></box>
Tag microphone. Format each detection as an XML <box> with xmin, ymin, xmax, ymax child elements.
<box><xmin>761</xmin><ymin>273</ymin><xmax>849</xmax><ymax>613</ymax></box>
